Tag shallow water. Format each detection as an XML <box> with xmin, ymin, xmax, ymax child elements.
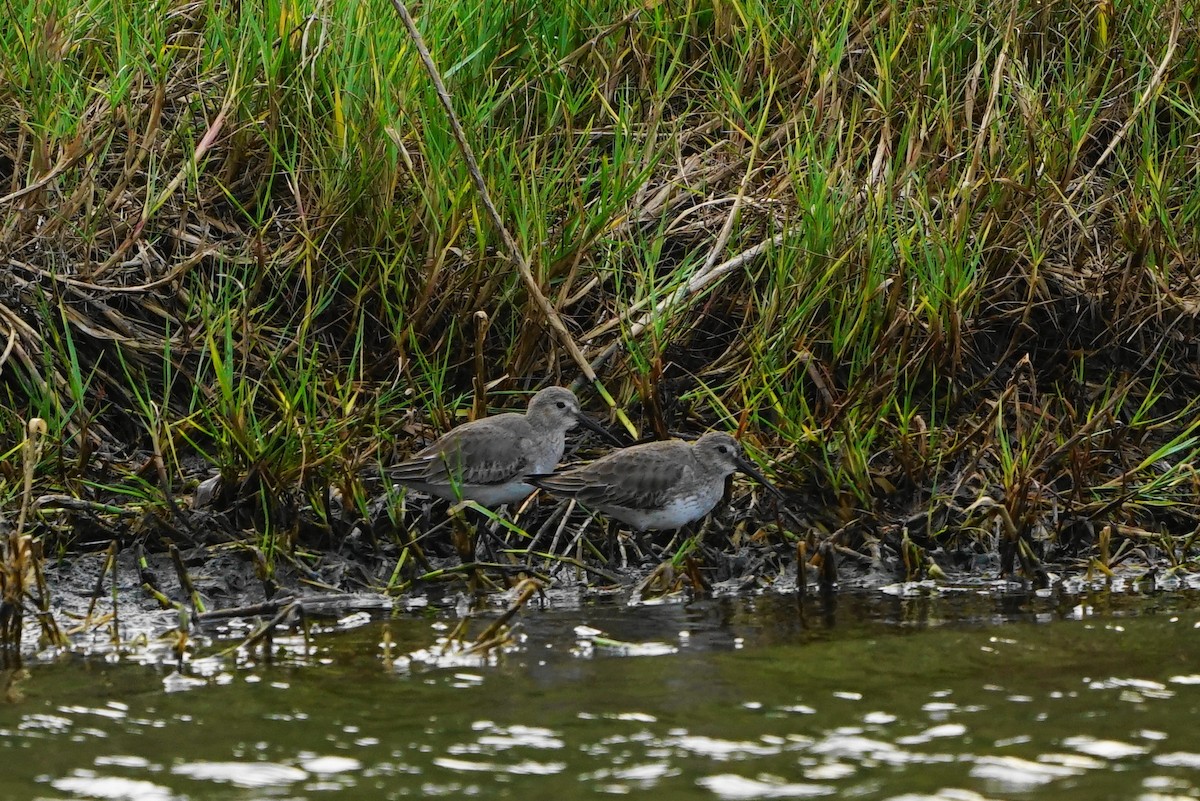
<box><xmin>3</xmin><ymin>583</ymin><xmax>1200</xmax><ymax>800</ymax></box>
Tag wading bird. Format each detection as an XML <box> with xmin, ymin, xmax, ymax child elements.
<box><xmin>528</xmin><ymin>431</ymin><xmax>783</xmax><ymax>531</ymax></box>
<box><xmin>391</xmin><ymin>386</ymin><xmax>613</xmax><ymax>507</ymax></box>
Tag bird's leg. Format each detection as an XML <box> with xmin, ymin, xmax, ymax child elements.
<box><xmin>686</xmin><ymin>520</ymin><xmax>711</xmax><ymax>561</ymax></box>
<box><xmin>447</xmin><ymin>504</ymin><xmax>477</xmax><ymax>563</ymax></box>
<box><xmin>650</xmin><ymin>524</ymin><xmax>696</xmax><ymax>563</ymax></box>
<box><xmin>613</xmin><ymin>526</ymin><xmax>649</xmax><ymax>570</ymax></box>
<box><xmin>471</xmin><ymin>506</ymin><xmax>509</xmax><ymax>559</ymax></box>
<box><xmin>658</xmin><ymin>529</ymin><xmax>681</xmax><ymax>558</ymax></box>
<box><xmin>474</xmin><ymin>518</ymin><xmax>498</xmax><ymax>562</ymax></box>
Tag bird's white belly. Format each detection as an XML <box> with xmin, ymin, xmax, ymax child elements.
<box><xmin>466</xmin><ymin>481</ymin><xmax>538</xmax><ymax>506</ymax></box>
<box><xmin>607</xmin><ymin>490</ymin><xmax>722</xmax><ymax>531</ymax></box>
<box><xmin>401</xmin><ymin>480</ymin><xmax>535</xmax><ymax>506</ymax></box>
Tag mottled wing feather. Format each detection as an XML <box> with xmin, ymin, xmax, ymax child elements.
<box><xmin>533</xmin><ymin>440</ymin><xmax>691</xmax><ymax>510</ymax></box>
<box><xmin>394</xmin><ymin>414</ymin><xmax>532</xmax><ymax>486</ymax></box>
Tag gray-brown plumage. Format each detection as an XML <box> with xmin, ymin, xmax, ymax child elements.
<box><xmin>528</xmin><ymin>431</ymin><xmax>782</xmax><ymax>530</ymax></box>
<box><xmin>391</xmin><ymin>387</ymin><xmax>610</xmax><ymax>506</ymax></box>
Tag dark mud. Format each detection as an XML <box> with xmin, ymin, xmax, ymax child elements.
<box><xmin>18</xmin><ymin>492</ymin><xmax>1175</xmax><ymax>665</ymax></box>
<box><xmin>9</xmin><ymin>446</ymin><xmax>1184</xmax><ymax>662</ymax></box>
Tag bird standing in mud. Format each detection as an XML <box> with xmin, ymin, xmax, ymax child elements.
<box><xmin>390</xmin><ymin>386</ymin><xmax>612</xmax><ymax>507</ymax></box>
<box><xmin>527</xmin><ymin>431</ymin><xmax>784</xmax><ymax>531</ymax></box>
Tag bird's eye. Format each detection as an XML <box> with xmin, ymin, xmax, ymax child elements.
<box><xmin>719</xmin><ymin>445</ymin><xmax>730</xmax><ymax>453</ymax></box>
<box><xmin>556</xmin><ymin>401</ymin><xmax>567</xmax><ymax>409</ymax></box>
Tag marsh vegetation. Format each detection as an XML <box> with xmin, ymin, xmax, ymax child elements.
<box><xmin>1</xmin><ymin>0</ymin><xmax>1199</xmax><ymax>647</ymax></box>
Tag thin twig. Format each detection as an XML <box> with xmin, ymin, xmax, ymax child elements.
<box><xmin>580</xmin><ymin>229</ymin><xmax>793</xmax><ymax>380</ymax></box>
<box><xmin>1065</xmin><ymin>4</ymin><xmax>1182</xmax><ymax>206</ymax></box>
<box><xmin>387</xmin><ymin>0</ymin><xmax>599</xmax><ymax>383</ymax></box>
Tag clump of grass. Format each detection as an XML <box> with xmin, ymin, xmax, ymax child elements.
<box><xmin>0</xmin><ymin>0</ymin><xmax>1198</xmax><ymax>604</ymax></box>
<box><xmin>1</xmin><ymin>419</ymin><xmax>65</xmax><ymax>650</ymax></box>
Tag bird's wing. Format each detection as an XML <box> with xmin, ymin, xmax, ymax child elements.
<box><xmin>531</xmin><ymin>440</ymin><xmax>690</xmax><ymax>510</ymax></box>
<box><xmin>393</xmin><ymin>415</ymin><xmax>532</xmax><ymax>486</ymax></box>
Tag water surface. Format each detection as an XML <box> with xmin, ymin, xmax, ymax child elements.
<box><xmin>3</xmin><ymin>583</ymin><xmax>1199</xmax><ymax>800</ymax></box>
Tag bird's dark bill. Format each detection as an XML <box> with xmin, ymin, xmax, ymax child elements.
<box><xmin>576</xmin><ymin>413</ymin><xmax>623</xmax><ymax>446</ymax></box>
<box><xmin>735</xmin><ymin>456</ymin><xmax>787</xmax><ymax>500</ymax></box>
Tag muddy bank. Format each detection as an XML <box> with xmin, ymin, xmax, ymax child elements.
<box><xmin>6</xmin><ymin>436</ymin><xmax>1189</xmax><ymax>663</ymax></box>
<box><xmin>5</xmin><ymin>482</ymin><xmax>1158</xmax><ymax>662</ymax></box>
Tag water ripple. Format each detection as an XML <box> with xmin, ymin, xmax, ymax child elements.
<box><xmin>968</xmin><ymin>755</ymin><xmax>1087</xmax><ymax>787</ymax></box>
<box><xmin>51</xmin><ymin>772</ymin><xmax>177</xmax><ymax>801</ymax></box>
<box><xmin>431</xmin><ymin>756</ymin><xmax>566</xmax><ymax>774</ymax></box>
<box><xmin>697</xmin><ymin>773</ymin><xmax>835</xmax><ymax>798</ymax></box>
<box><xmin>1062</xmin><ymin>735</ymin><xmax>1149</xmax><ymax>759</ymax></box>
<box><xmin>170</xmin><ymin>760</ymin><xmax>308</xmax><ymax>787</ymax></box>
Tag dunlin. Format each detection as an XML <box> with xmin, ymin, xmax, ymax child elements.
<box><xmin>391</xmin><ymin>386</ymin><xmax>611</xmax><ymax>506</ymax></box>
<box><xmin>528</xmin><ymin>431</ymin><xmax>783</xmax><ymax>531</ymax></box>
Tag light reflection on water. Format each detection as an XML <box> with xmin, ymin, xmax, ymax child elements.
<box><xmin>1</xmin><ymin>585</ymin><xmax>1200</xmax><ymax>800</ymax></box>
